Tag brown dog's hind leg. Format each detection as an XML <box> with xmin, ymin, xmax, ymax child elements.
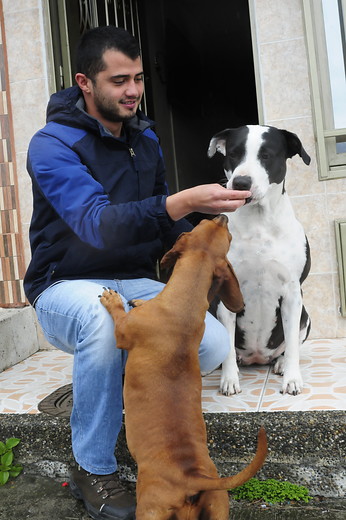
<box><xmin>194</xmin><ymin>490</ymin><xmax>229</xmax><ymax>520</ymax></box>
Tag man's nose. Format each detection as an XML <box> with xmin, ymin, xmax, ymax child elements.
<box><xmin>125</xmin><ymin>79</ymin><xmax>141</xmax><ymax>97</ymax></box>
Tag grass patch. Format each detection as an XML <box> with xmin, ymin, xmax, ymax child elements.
<box><xmin>229</xmin><ymin>478</ymin><xmax>312</xmax><ymax>504</ymax></box>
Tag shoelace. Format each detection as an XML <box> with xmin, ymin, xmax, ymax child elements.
<box><xmin>89</xmin><ymin>473</ymin><xmax>126</xmax><ymax>500</ymax></box>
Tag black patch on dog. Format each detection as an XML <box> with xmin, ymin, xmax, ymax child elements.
<box><xmin>266</xmin><ymin>298</ymin><xmax>285</xmax><ymax>351</ymax></box>
<box><xmin>300</xmin><ymin>238</ymin><xmax>311</xmax><ymax>284</ymax></box>
<box><xmin>259</xmin><ymin>127</ymin><xmax>288</xmax><ymax>185</ymax></box>
<box><xmin>222</xmin><ymin>126</ymin><xmax>249</xmax><ymax>173</ymax></box>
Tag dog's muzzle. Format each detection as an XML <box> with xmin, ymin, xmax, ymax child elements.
<box><xmin>214</xmin><ymin>214</ymin><xmax>229</xmax><ymax>226</ymax></box>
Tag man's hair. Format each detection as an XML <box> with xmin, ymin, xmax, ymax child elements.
<box><xmin>75</xmin><ymin>25</ymin><xmax>141</xmax><ymax>81</ymax></box>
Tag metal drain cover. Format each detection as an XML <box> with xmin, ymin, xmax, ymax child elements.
<box><xmin>38</xmin><ymin>384</ymin><xmax>73</xmax><ymax>417</ymax></box>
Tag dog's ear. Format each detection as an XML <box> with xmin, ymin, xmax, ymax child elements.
<box><xmin>280</xmin><ymin>129</ymin><xmax>311</xmax><ymax>165</ymax></box>
<box><xmin>160</xmin><ymin>233</ymin><xmax>188</xmax><ymax>270</ymax></box>
<box><xmin>207</xmin><ymin>129</ymin><xmax>232</xmax><ymax>158</ymax></box>
<box><xmin>210</xmin><ymin>259</ymin><xmax>244</xmax><ymax>313</ymax></box>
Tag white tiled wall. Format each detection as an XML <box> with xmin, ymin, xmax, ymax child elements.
<box><xmin>253</xmin><ymin>0</ymin><xmax>346</xmax><ymax>338</ymax></box>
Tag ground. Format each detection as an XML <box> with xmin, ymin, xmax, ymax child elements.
<box><xmin>1</xmin><ymin>472</ymin><xmax>346</xmax><ymax>520</ymax></box>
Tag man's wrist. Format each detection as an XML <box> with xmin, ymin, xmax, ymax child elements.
<box><xmin>166</xmin><ymin>190</ymin><xmax>192</xmax><ymax>221</ymax></box>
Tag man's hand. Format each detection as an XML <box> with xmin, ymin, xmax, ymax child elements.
<box><xmin>166</xmin><ymin>184</ymin><xmax>251</xmax><ymax>221</ymax></box>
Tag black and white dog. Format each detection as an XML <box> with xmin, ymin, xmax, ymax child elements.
<box><xmin>208</xmin><ymin>125</ymin><xmax>311</xmax><ymax>395</ymax></box>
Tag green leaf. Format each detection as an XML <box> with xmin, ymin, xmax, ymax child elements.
<box><xmin>10</xmin><ymin>464</ymin><xmax>23</xmax><ymax>472</ymax></box>
<box><xmin>5</xmin><ymin>438</ymin><xmax>20</xmax><ymax>450</ymax></box>
<box><xmin>9</xmin><ymin>467</ymin><xmax>22</xmax><ymax>478</ymax></box>
<box><xmin>1</xmin><ymin>451</ymin><xmax>13</xmax><ymax>467</ymax></box>
<box><xmin>0</xmin><ymin>471</ymin><xmax>9</xmax><ymax>486</ymax></box>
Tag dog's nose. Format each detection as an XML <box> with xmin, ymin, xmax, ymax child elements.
<box><xmin>232</xmin><ymin>175</ymin><xmax>252</xmax><ymax>191</ymax></box>
<box><xmin>214</xmin><ymin>214</ymin><xmax>229</xmax><ymax>226</ymax></box>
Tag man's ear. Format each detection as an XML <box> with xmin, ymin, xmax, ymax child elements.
<box><xmin>211</xmin><ymin>260</ymin><xmax>244</xmax><ymax>313</ymax></box>
<box><xmin>75</xmin><ymin>73</ymin><xmax>92</xmax><ymax>94</ymax></box>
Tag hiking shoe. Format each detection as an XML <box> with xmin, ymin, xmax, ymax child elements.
<box><xmin>69</xmin><ymin>466</ymin><xmax>136</xmax><ymax>520</ymax></box>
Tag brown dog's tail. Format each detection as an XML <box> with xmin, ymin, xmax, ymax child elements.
<box><xmin>191</xmin><ymin>427</ymin><xmax>267</xmax><ymax>492</ymax></box>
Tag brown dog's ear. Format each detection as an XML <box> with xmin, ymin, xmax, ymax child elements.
<box><xmin>160</xmin><ymin>233</ymin><xmax>188</xmax><ymax>271</ymax></box>
<box><xmin>209</xmin><ymin>260</ymin><xmax>244</xmax><ymax>313</ymax></box>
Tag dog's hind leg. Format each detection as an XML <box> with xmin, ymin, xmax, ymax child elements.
<box><xmin>273</xmin><ymin>354</ymin><xmax>285</xmax><ymax>376</ymax></box>
<box><xmin>193</xmin><ymin>490</ymin><xmax>229</xmax><ymax>520</ymax></box>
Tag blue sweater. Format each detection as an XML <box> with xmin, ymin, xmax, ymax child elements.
<box><xmin>24</xmin><ymin>86</ymin><xmax>192</xmax><ymax>305</ymax></box>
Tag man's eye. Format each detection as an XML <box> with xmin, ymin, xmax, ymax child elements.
<box><xmin>114</xmin><ymin>79</ymin><xmax>125</xmax><ymax>85</ymax></box>
<box><xmin>135</xmin><ymin>75</ymin><xmax>144</xmax><ymax>82</ymax></box>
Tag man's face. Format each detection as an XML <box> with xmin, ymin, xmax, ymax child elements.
<box><xmin>89</xmin><ymin>49</ymin><xmax>144</xmax><ymax>124</ymax></box>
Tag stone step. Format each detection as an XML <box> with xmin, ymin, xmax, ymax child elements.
<box><xmin>1</xmin><ymin>410</ymin><xmax>345</xmax><ymax>498</ymax></box>
<box><xmin>0</xmin><ymin>307</ymin><xmax>39</xmax><ymax>372</ymax></box>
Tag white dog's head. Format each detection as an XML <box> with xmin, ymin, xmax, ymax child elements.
<box><xmin>208</xmin><ymin>125</ymin><xmax>310</xmax><ymax>204</ymax></box>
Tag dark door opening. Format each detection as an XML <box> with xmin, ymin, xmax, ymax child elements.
<box><xmin>138</xmin><ymin>0</ymin><xmax>258</xmax><ymax>193</ymax></box>
<box><xmin>49</xmin><ymin>0</ymin><xmax>257</xmax><ymax>195</ymax></box>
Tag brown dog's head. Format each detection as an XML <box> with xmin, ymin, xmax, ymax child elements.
<box><xmin>160</xmin><ymin>215</ymin><xmax>244</xmax><ymax>313</ymax></box>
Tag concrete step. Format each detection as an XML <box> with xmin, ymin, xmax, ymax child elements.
<box><xmin>0</xmin><ymin>307</ymin><xmax>38</xmax><ymax>372</ymax></box>
<box><xmin>1</xmin><ymin>410</ymin><xmax>345</xmax><ymax>499</ymax></box>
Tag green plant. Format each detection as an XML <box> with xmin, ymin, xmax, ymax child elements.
<box><xmin>0</xmin><ymin>438</ymin><xmax>23</xmax><ymax>486</ymax></box>
<box><xmin>229</xmin><ymin>478</ymin><xmax>312</xmax><ymax>504</ymax></box>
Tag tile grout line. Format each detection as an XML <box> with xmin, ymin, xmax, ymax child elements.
<box><xmin>257</xmin><ymin>366</ymin><xmax>271</xmax><ymax>412</ymax></box>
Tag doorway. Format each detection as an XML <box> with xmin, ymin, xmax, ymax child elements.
<box><xmin>138</xmin><ymin>0</ymin><xmax>258</xmax><ymax>193</ymax></box>
<box><xmin>49</xmin><ymin>0</ymin><xmax>258</xmax><ymax>193</ymax></box>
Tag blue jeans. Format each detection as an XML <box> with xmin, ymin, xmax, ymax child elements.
<box><xmin>35</xmin><ymin>278</ymin><xmax>230</xmax><ymax>474</ymax></box>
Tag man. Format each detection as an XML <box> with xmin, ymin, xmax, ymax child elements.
<box><xmin>25</xmin><ymin>26</ymin><xmax>250</xmax><ymax>520</ymax></box>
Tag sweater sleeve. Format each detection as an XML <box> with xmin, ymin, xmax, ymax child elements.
<box><xmin>27</xmin><ymin>128</ymin><xmax>181</xmax><ymax>250</ymax></box>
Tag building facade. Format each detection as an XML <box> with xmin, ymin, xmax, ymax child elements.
<box><xmin>0</xmin><ymin>0</ymin><xmax>345</xmax><ymax>358</ymax></box>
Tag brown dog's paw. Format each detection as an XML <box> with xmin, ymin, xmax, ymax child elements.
<box><xmin>128</xmin><ymin>298</ymin><xmax>146</xmax><ymax>308</ymax></box>
<box><xmin>99</xmin><ymin>288</ymin><xmax>123</xmax><ymax>313</ymax></box>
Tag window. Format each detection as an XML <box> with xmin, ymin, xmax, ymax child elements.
<box><xmin>303</xmin><ymin>0</ymin><xmax>346</xmax><ymax>180</ymax></box>
<box><xmin>335</xmin><ymin>219</ymin><xmax>346</xmax><ymax>316</ymax></box>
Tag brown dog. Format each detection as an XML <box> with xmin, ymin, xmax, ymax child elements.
<box><xmin>101</xmin><ymin>215</ymin><xmax>267</xmax><ymax>520</ymax></box>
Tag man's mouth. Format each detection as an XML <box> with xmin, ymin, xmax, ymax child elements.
<box><xmin>121</xmin><ymin>99</ymin><xmax>138</xmax><ymax>109</ymax></box>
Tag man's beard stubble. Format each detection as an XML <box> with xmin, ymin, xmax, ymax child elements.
<box><xmin>94</xmin><ymin>92</ymin><xmax>139</xmax><ymax>124</ymax></box>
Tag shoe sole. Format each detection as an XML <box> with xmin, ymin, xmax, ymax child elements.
<box><xmin>69</xmin><ymin>478</ymin><xmax>135</xmax><ymax>520</ymax></box>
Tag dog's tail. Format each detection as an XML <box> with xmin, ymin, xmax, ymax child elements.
<box><xmin>191</xmin><ymin>427</ymin><xmax>267</xmax><ymax>492</ymax></box>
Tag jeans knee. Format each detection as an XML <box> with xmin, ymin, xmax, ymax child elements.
<box><xmin>199</xmin><ymin>315</ymin><xmax>230</xmax><ymax>373</ymax></box>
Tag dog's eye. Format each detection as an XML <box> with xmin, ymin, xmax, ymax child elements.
<box><xmin>260</xmin><ymin>152</ymin><xmax>270</xmax><ymax>160</ymax></box>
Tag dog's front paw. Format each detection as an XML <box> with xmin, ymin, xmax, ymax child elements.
<box><xmin>281</xmin><ymin>373</ymin><xmax>303</xmax><ymax>396</ymax></box>
<box><xmin>128</xmin><ymin>298</ymin><xmax>146</xmax><ymax>308</ymax></box>
<box><xmin>100</xmin><ymin>288</ymin><xmax>123</xmax><ymax>313</ymax></box>
<box><xmin>220</xmin><ymin>373</ymin><xmax>242</xmax><ymax>396</ymax></box>
<box><xmin>220</xmin><ymin>355</ymin><xmax>241</xmax><ymax>395</ymax></box>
